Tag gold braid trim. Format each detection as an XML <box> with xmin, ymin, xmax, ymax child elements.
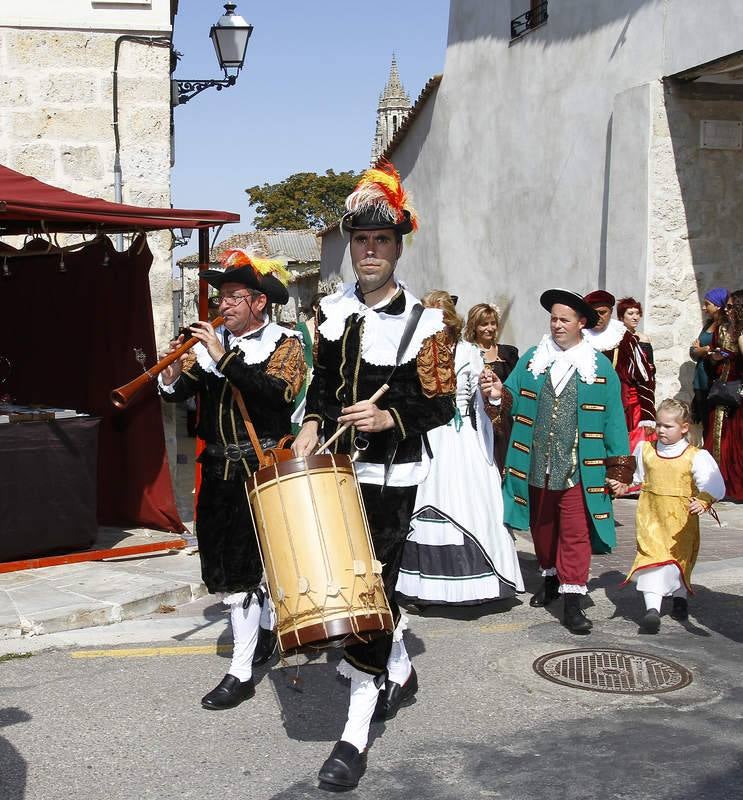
<box><xmin>416</xmin><ymin>330</ymin><xmax>456</xmax><ymax>398</ymax></box>
<box><xmin>485</xmin><ymin>387</ymin><xmax>512</xmax><ymax>427</ymax></box>
<box><xmin>266</xmin><ymin>336</ymin><xmax>306</xmax><ymax>401</ymax></box>
<box><xmin>312</xmin><ymin>309</ymin><xmax>321</xmax><ymax>365</ymax></box>
<box><xmin>605</xmin><ymin>455</ymin><xmax>636</xmax><ymax>484</ymax></box>
<box><xmin>181</xmin><ymin>350</ymin><xmax>197</xmax><ymax>372</ymax></box>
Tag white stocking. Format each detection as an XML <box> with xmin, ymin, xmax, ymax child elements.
<box><xmin>386</xmin><ymin>637</ymin><xmax>412</xmax><ymax>686</ymax></box>
<box><xmin>259</xmin><ymin>592</ymin><xmax>276</xmax><ymax>630</ymax></box>
<box><xmin>643</xmin><ymin>591</ymin><xmax>662</xmax><ymax>613</ymax></box>
<box><xmin>340</xmin><ymin>674</ymin><xmax>380</xmax><ymax>752</ymax></box>
<box><xmin>228</xmin><ymin>595</ymin><xmax>261</xmax><ymax>682</ymax></box>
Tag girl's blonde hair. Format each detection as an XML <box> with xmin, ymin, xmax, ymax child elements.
<box><xmin>657</xmin><ymin>398</ymin><xmax>691</xmax><ymax>425</ymax></box>
<box><xmin>464</xmin><ymin>303</ymin><xmax>501</xmax><ymax>344</ymax></box>
<box><xmin>422</xmin><ymin>290</ymin><xmax>463</xmax><ymax>342</ymax></box>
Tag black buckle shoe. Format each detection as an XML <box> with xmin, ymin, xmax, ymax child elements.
<box><xmin>670</xmin><ymin>597</ymin><xmax>688</xmax><ymax>621</ymax></box>
<box><xmin>641</xmin><ymin>609</ymin><xmax>661</xmax><ymax>633</ymax></box>
<box><xmin>252</xmin><ymin>626</ymin><xmax>278</xmax><ymax>666</ymax></box>
<box><xmin>318</xmin><ymin>741</ymin><xmax>366</xmax><ymax>791</ymax></box>
<box><xmin>373</xmin><ymin>667</ymin><xmax>418</xmax><ymax>722</ymax></box>
<box><xmin>530</xmin><ymin>575</ymin><xmax>560</xmax><ymax>607</ymax></box>
<box><xmin>200</xmin><ymin>674</ymin><xmax>255</xmax><ymax>710</ymax></box>
<box><xmin>563</xmin><ymin>593</ymin><xmax>592</xmax><ymax>635</ymax></box>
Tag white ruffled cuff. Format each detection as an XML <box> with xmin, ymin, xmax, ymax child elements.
<box><xmin>392</xmin><ymin>613</ymin><xmax>409</xmax><ymax>642</ymax></box>
<box><xmin>158</xmin><ymin>375</ymin><xmax>177</xmax><ymax>394</ymax></box>
<box><xmin>336</xmin><ymin>659</ymin><xmax>377</xmax><ymax>686</ymax></box>
<box><xmin>218</xmin><ymin>591</ymin><xmax>249</xmax><ymax>607</ymax></box>
<box><xmin>541</xmin><ymin>567</ymin><xmax>557</xmax><ymax>577</ymax></box>
<box><xmin>638</xmin><ymin>420</ymin><xmax>656</xmax><ymax>428</ymax></box>
<box><xmin>559</xmin><ymin>584</ymin><xmax>587</xmax><ymax>595</ymax></box>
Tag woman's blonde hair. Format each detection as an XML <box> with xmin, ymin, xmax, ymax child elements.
<box><xmin>464</xmin><ymin>303</ymin><xmax>501</xmax><ymax>344</ymax></box>
<box><xmin>657</xmin><ymin>398</ymin><xmax>691</xmax><ymax>425</ymax></box>
<box><xmin>422</xmin><ymin>290</ymin><xmax>463</xmax><ymax>341</ymax></box>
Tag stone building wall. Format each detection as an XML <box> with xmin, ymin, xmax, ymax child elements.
<box><xmin>645</xmin><ymin>81</ymin><xmax>743</xmax><ymax>402</ymax></box>
<box><xmin>0</xmin><ymin>24</ymin><xmax>175</xmax><ymax>350</ymax></box>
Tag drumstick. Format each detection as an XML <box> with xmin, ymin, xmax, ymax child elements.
<box><xmin>313</xmin><ymin>384</ymin><xmax>390</xmax><ymax>455</ymax></box>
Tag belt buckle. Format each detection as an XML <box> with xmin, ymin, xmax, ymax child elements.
<box><xmin>224</xmin><ymin>443</ymin><xmax>243</xmax><ymax>462</ymax></box>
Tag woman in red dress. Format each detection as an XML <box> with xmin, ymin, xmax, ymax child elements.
<box><xmin>704</xmin><ymin>289</ymin><xmax>743</xmax><ymax>501</ymax></box>
<box><xmin>617</xmin><ymin>297</ymin><xmax>656</xmax><ymax>452</ymax></box>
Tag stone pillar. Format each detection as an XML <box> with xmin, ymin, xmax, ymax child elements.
<box><xmin>645</xmin><ymin>80</ymin><xmax>743</xmax><ymax>403</ymax></box>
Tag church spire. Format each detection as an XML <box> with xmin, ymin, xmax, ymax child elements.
<box><xmin>370</xmin><ymin>54</ymin><xmax>412</xmax><ymax>164</ymax></box>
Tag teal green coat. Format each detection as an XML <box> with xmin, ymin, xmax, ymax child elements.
<box><xmin>501</xmin><ymin>346</ymin><xmax>630</xmax><ymax>553</ymax></box>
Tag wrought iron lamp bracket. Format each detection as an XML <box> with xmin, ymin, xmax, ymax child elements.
<box><xmin>175</xmin><ymin>73</ymin><xmax>237</xmax><ymax>105</ymax></box>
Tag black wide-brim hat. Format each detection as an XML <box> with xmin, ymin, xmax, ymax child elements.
<box><xmin>200</xmin><ymin>265</ymin><xmax>289</xmax><ymax>305</ymax></box>
<box><xmin>540</xmin><ymin>289</ymin><xmax>599</xmax><ymax>329</ymax></box>
<box><xmin>341</xmin><ymin>207</ymin><xmax>414</xmax><ymax>235</ymax></box>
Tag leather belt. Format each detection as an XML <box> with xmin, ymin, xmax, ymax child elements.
<box><xmin>204</xmin><ymin>442</ymin><xmax>254</xmax><ymax>463</ymax></box>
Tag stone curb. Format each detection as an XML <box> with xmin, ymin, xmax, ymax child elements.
<box><xmin>0</xmin><ymin>580</ymin><xmax>207</xmax><ymax>641</ymax></box>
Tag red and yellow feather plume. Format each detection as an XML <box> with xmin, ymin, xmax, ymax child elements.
<box><xmin>345</xmin><ymin>159</ymin><xmax>418</xmax><ymax>231</ymax></box>
<box><xmin>219</xmin><ymin>249</ymin><xmax>293</xmax><ymax>286</ymax></box>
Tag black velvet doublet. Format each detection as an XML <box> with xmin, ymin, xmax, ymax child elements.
<box><xmin>161</xmin><ymin>330</ymin><xmax>300</xmax><ymax>594</ymax></box>
<box><xmin>305</xmin><ymin>290</ymin><xmax>454</xmax><ymax>469</ymax></box>
<box><xmin>306</xmin><ymin>289</ymin><xmax>455</xmax><ymax>674</ymax></box>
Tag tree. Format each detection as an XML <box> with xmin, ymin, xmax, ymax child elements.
<box><xmin>245</xmin><ymin>169</ymin><xmax>361</xmax><ymax>231</ymax></box>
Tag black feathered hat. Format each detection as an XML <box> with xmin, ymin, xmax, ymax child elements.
<box><xmin>200</xmin><ymin>249</ymin><xmax>291</xmax><ymax>305</ymax></box>
<box><xmin>340</xmin><ymin>159</ymin><xmax>418</xmax><ymax>235</ymax></box>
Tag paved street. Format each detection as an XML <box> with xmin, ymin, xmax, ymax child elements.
<box><xmin>1</xmin><ymin>498</ymin><xmax>742</xmax><ymax>800</ymax></box>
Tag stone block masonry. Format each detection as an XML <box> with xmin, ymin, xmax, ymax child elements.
<box><xmin>646</xmin><ymin>81</ymin><xmax>743</xmax><ymax>404</ymax></box>
<box><xmin>0</xmin><ymin>26</ymin><xmax>175</xmax><ymax>351</ymax></box>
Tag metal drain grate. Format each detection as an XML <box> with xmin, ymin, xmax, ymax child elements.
<box><xmin>533</xmin><ymin>648</ymin><xmax>692</xmax><ymax>694</ymax></box>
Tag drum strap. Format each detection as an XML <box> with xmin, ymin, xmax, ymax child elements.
<box><xmin>231</xmin><ymin>387</ymin><xmax>267</xmax><ymax>465</ymax></box>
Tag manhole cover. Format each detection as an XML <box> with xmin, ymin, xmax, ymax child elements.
<box><xmin>533</xmin><ymin>648</ymin><xmax>692</xmax><ymax>694</ymax></box>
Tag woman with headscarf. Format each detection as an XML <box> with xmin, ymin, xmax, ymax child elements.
<box><xmin>690</xmin><ymin>288</ymin><xmax>728</xmax><ymax>439</ymax></box>
<box><xmin>396</xmin><ymin>291</ymin><xmax>524</xmax><ymax>607</ymax></box>
<box><xmin>703</xmin><ymin>289</ymin><xmax>743</xmax><ymax>501</ymax></box>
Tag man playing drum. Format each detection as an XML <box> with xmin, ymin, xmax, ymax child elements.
<box><xmin>159</xmin><ymin>250</ymin><xmax>305</xmax><ymax>710</ymax></box>
<box><xmin>293</xmin><ymin>161</ymin><xmax>456</xmax><ymax>790</ymax></box>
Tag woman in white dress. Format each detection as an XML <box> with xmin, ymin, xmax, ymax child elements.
<box><xmin>396</xmin><ymin>292</ymin><xmax>524</xmax><ymax>606</ymax></box>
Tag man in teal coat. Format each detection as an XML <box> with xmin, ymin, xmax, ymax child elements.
<box><xmin>483</xmin><ymin>290</ymin><xmax>635</xmax><ymax>633</ymax></box>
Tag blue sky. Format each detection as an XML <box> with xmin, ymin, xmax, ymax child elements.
<box><xmin>171</xmin><ymin>0</ymin><xmax>450</xmax><ymax>256</ymax></box>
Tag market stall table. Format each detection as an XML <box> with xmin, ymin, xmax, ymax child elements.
<box><xmin>0</xmin><ymin>414</ymin><xmax>100</xmax><ymax>562</ymax></box>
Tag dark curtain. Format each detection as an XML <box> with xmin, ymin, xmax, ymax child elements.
<box><xmin>0</xmin><ymin>234</ymin><xmax>184</xmax><ymax>532</ymax></box>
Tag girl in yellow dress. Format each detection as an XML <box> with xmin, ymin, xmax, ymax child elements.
<box><xmin>623</xmin><ymin>399</ymin><xmax>725</xmax><ymax>633</ymax></box>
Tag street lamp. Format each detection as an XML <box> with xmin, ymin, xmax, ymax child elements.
<box><xmin>174</xmin><ymin>3</ymin><xmax>253</xmax><ymax>106</ymax></box>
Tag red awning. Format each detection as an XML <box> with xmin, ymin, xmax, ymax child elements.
<box><xmin>0</xmin><ymin>164</ymin><xmax>239</xmax><ymax>234</ymax></box>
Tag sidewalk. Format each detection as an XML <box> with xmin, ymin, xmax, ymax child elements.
<box><xmin>1</xmin><ymin>490</ymin><xmax>741</xmax><ymax>643</ymax></box>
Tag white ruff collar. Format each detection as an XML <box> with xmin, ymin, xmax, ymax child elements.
<box><xmin>583</xmin><ymin>318</ymin><xmax>626</xmax><ymax>352</ymax></box>
<box><xmin>194</xmin><ymin>320</ymin><xmax>300</xmax><ymax>376</ymax></box>
<box><xmin>317</xmin><ymin>283</ymin><xmax>445</xmax><ymax>367</ymax></box>
<box><xmin>528</xmin><ymin>335</ymin><xmax>598</xmax><ymax>383</ymax></box>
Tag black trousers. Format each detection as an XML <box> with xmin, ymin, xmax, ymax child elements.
<box><xmin>343</xmin><ymin>483</ymin><xmax>417</xmax><ymax>678</ymax></box>
<box><xmin>196</xmin><ymin>468</ymin><xmax>263</xmax><ymax>595</ymax></box>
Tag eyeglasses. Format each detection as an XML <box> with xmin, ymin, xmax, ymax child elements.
<box><xmin>217</xmin><ymin>293</ymin><xmax>252</xmax><ymax>307</ymax></box>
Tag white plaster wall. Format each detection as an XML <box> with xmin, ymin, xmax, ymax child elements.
<box><xmin>0</xmin><ymin>19</ymin><xmax>175</xmax><ymax>349</ymax></box>
<box><xmin>372</xmin><ymin>0</ymin><xmax>743</xmax><ymax>380</ymax></box>
<box><xmin>0</xmin><ymin>1</ymin><xmax>171</xmax><ymax>32</ymax></box>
